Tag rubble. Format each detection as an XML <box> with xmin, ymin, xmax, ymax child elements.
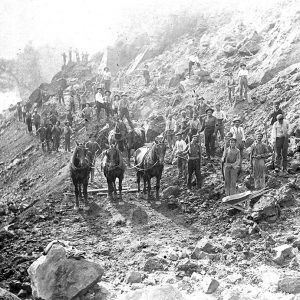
<box><xmin>272</xmin><ymin>244</ymin><xmax>294</xmax><ymax>265</ymax></box>
<box><xmin>201</xmin><ymin>277</ymin><xmax>220</xmax><ymax>294</ymax></box>
<box><xmin>0</xmin><ymin>288</ymin><xmax>21</xmax><ymax>300</ymax></box>
<box><xmin>278</xmin><ymin>274</ymin><xmax>300</xmax><ymax>294</ymax></box>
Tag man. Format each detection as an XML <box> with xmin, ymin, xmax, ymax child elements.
<box><xmin>75</xmin><ymin>49</ymin><xmax>80</xmax><ymax>63</ymax></box>
<box><xmin>63</xmin><ymin>121</ymin><xmax>73</xmax><ymax>152</ymax></box>
<box><xmin>95</xmin><ymin>87</ymin><xmax>105</xmax><ymax>121</ymax></box>
<box><xmin>62</xmin><ymin>52</ymin><xmax>67</xmax><ymax>66</ymax></box>
<box><xmin>118</xmin><ymin>93</ymin><xmax>133</xmax><ymax>128</ymax></box>
<box><xmin>213</xmin><ymin>104</ymin><xmax>226</xmax><ymax>140</ymax></box>
<box><xmin>165</xmin><ymin>114</ymin><xmax>176</xmax><ymax>150</ymax></box>
<box><xmin>238</xmin><ymin>63</ymin><xmax>248</xmax><ymax>100</ymax></box>
<box><xmin>45</xmin><ymin>123</ymin><xmax>53</xmax><ymax>152</ymax></box>
<box><xmin>143</xmin><ymin>64</ymin><xmax>150</xmax><ymax>86</ymax></box>
<box><xmin>103</xmin><ymin>67</ymin><xmax>111</xmax><ymax>91</ymax></box>
<box><xmin>58</xmin><ymin>88</ymin><xmax>65</xmax><ymax>105</ymax></box>
<box><xmin>200</xmin><ymin>108</ymin><xmax>217</xmax><ymax>160</ymax></box>
<box><xmin>183</xmin><ymin>135</ymin><xmax>201</xmax><ymax>190</ymax></box>
<box><xmin>270</xmin><ymin>102</ymin><xmax>283</xmax><ymax>126</ymax></box>
<box><xmin>25</xmin><ymin>111</ymin><xmax>32</xmax><ymax>134</ymax></box>
<box><xmin>230</xmin><ymin>117</ymin><xmax>245</xmax><ymax>171</ymax></box>
<box><xmin>222</xmin><ymin>137</ymin><xmax>241</xmax><ymax>196</ymax></box>
<box><xmin>68</xmin><ymin>48</ymin><xmax>72</xmax><ymax>63</ymax></box>
<box><xmin>16</xmin><ymin>102</ymin><xmax>22</xmax><ymax>121</ymax></box>
<box><xmin>22</xmin><ymin>105</ymin><xmax>27</xmax><ymax>123</ymax></box>
<box><xmin>49</xmin><ymin>113</ymin><xmax>58</xmax><ymax>126</ymax></box>
<box><xmin>250</xmin><ymin>132</ymin><xmax>269</xmax><ymax>189</ymax></box>
<box><xmin>195</xmin><ymin>96</ymin><xmax>208</xmax><ymax>124</ymax></box>
<box><xmin>37</xmin><ymin>123</ymin><xmax>46</xmax><ymax>152</ymax></box>
<box><xmin>271</xmin><ymin>114</ymin><xmax>289</xmax><ymax>173</ymax></box>
<box><xmin>188</xmin><ymin>114</ymin><xmax>201</xmax><ymax>140</ymax></box>
<box><xmin>82</xmin><ymin>103</ymin><xmax>93</xmax><ymax>130</ymax></box>
<box><xmin>178</xmin><ymin>111</ymin><xmax>189</xmax><ymax>141</ymax></box>
<box><xmin>227</xmin><ymin>73</ymin><xmax>236</xmax><ymax>102</ymax></box>
<box><xmin>52</xmin><ymin>121</ymin><xmax>62</xmax><ymax>152</ymax></box>
<box><xmin>32</xmin><ymin>110</ymin><xmax>41</xmax><ymax>135</ymax></box>
<box><xmin>66</xmin><ymin>111</ymin><xmax>73</xmax><ymax>127</ymax></box>
<box><xmin>112</xmin><ymin>94</ymin><xmax>120</xmax><ymax>116</ymax></box>
<box><xmin>171</xmin><ymin>132</ymin><xmax>187</xmax><ymax>180</ymax></box>
<box><xmin>188</xmin><ymin>52</ymin><xmax>200</xmax><ymax>78</ymax></box>
<box><xmin>104</xmin><ymin>90</ymin><xmax>112</xmax><ymax>118</ymax></box>
<box><xmin>69</xmin><ymin>87</ymin><xmax>76</xmax><ymax>113</ymax></box>
<box><xmin>85</xmin><ymin>135</ymin><xmax>101</xmax><ymax>182</ymax></box>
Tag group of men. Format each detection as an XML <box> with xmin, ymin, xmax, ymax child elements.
<box><xmin>62</xmin><ymin>48</ymin><xmax>89</xmax><ymax>66</ymax></box>
<box><xmin>165</xmin><ymin>97</ymin><xmax>291</xmax><ymax>195</ymax></box>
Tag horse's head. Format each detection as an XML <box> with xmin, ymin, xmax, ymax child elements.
<box><xmin>154</xmin><ymin>141</ymin><xmax>167</xmax><ymax>164</ymax></box>
<box><xmin>74</xmin><ymin>142</ymin><xmax>89</xmax><ymax>167</ymax></box>
<box><xmin>104</xmin><ymin>147</ymin><xmax>120</xmax><ymax>169</ymax></box>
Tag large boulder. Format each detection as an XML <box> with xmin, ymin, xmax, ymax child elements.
<box><xmin>162</xmin><ymin>186</ymin><xmax>180</xmax><ymax>199</ymax></box>
<box><xmin>28</xmin><ymin>243</ymin><xmax>104</xmax><ymax>300</ymax></box>
<box><xmin>118</xmin><ymin>284</ymin><xmax>184</xmax><ymax>300</ymax></box>
<box><xmin>278</xmin><ymin>274</ymin><xmax>300</xmax><ymax>294</ymax></box>
<box><xmin>0</xmin><ymin>288</ymin><xmax>21</xmax><ymax>300</ymax></box>
<box><xmin>223</xmin><ymin>44</ymin><xmax>237</xmax><ymax>57</ymax></box>
<box><xmin>238</xmin><ymin>31</ymin><xmax>261</xmax><ymax>56</ymax></box>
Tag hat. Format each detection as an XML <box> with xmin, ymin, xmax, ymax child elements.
<box><xmin>240</xmin><ymin>63</ymin><xmax>246</xmax><ymax>67</ymax></box>
<box><xmin>255</xmin><ymin>131</ymin><xmax>263</xmax><ymax>136</ymax></box>
<box><xmin>175</xmin><ymin>132</ymin><xmax>182</xmax><ymax>136</ymax></box>
<box><xmin>230</xmin><ymin>137</ymin><xmax>237</xmax><ymax>141</ymax></box>
<box><xmin>226</xmin><ymin>132</ymin><xmax>233</xmax><ymax>138</ymax></box>
<box><xmin>114</xmin><ymin>94</ymin><xmax>121</xmax><ymax>99</ymax></box>
<box><xmin>104</xmin><ymin>67</ymin><xmax>109</xmax><ymax>71</ymax></box>
<box><xmin>233</xmin><ymin>117</ymin><xmax>241</xmax><ymax>123</ymax></box>
<box><xmin>192</xmin><ymin>134</ymin><xmax>198</xmax><ymax>138</ymax></box>
<box><xmin>277</xmin><ymin>114</ymin><xmax>284</xmax><ymax>120</ymax></box>
<box><xmin>104</xmin><ymin>90</ymin><xmax>111</xmax><ymax>95</ymax></box>
<box><xmin>97</xmin><ymin>87</ymin><xmax>103</xmax><ymax>91</ymax></box>
<box><xmin>121</xmin><ymin>93</ymin><xmax>128</xmax><ymax>97</ymax></box>
<box><xmin>206</xmin><ymin>108</ymin><xmax>214</xmax><ymax>113</ymax></box>
<box><xmin>65</xmin><ymin>121</ymin><xmax>70</xmax><ymax>125</ymax></box>
<box><xmin>215</xmin><ymin>103</ymin><xmax>221</xmax><ymax>107</ymax></box>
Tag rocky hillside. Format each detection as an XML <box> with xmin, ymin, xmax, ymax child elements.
<box><xmin>0</xmin><ymin>1</ymin><xmax>300</xmax><ymax>300</ymax></box>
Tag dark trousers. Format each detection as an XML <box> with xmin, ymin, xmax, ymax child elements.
<box><xmin>53</xmin><ymin>136</ymin><xmax>60</xmax><ymax>151</ymax></box>
<box><xmin>46</xmin><ymin>139</ymin><xmax>52</xmax><ymax>152</ymax></box>
<box><xmin>70</xmin><ymin>100</ymin><xmax>75</xmax><ymax>113</ymax></box>
<box><xmin>215</xmin><ymin>121</ymin><xmax>224</xmax><ymax>140</ymax></box>
<box><xmin>58</xmin><ymin>94</ymin><xmax>65</xmax><ymax>105</ymax></box>
<box><xmin>228</xmin><ymin>87</ymin><xmax>235</xmax><ymax>101</ymax></box>
<box><xmin>65</xmin><ymin>136</ymin><xmax>71</xmax><ymax>152</ymax></box>
<box><xmin>104</xmin><ymin>80</ymin><xmax>111</xmax><ymax>91</ymax></box>
<box><xmin>144</xmin><ymin>76</ymin><xmax>150</xmax><ymax>86</ymax></box>
<box><xmin>204</xmin><ymin>130</ymin><xmax>215</xmax><ymax>158</ymax></box>
<box><xmin>26</xmin><ymin>120</ymin><xmax>32</xmax><ymax>133</ymax></box>
<box><xmin>119</xmin><ymin>108</ymin><xmax>133</xmax><ymax>128</ymax></box>
<box><xmin>40</xmin><ymin>139</ymin><xmax>46</xmax><ymax>152</ymax></box>
<box><xmin>240</xmin><ymin>77</ymin><xmax>248</xmax><ymax>99</ymax></box>
<box><xmin>22</xmin><ymin>113</ymin><xmax>26</xmax><ymax>123</ymax></box>
<box><xmin>34</xmin><ymin>122</ymin><xmax>40</xmax><ymax>133</ymax></box>
<box><xmin>18</xmin><ymin>111</ymin><xmax>22</xmax><ymax>121</ymax></box>
<box><xmin>188</xmin><ymin>61</ymin><xmax>196</xmax><ymax>77</ymax></box>
<box><xmin>275</xmin><ymin>136</ymin><xmax>288</xmax><ymax>170</ymax></box>
<box><xmin>96</xmin><ymin>102</ymin><xmax>107</xmax><ymax>120</ymax></box>
<box><xmin>187</xmin><ymin>158</ymin><xmax>201</xmax><ymax>189</ymax></box>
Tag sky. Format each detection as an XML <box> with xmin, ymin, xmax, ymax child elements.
<box><xmin>0</xmin><ymin>0</ymin><xmax>280</xmax><ymax>59</ymax></box>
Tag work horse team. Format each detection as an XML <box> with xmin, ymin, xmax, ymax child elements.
<box><xmin>70</xmin><ymin>122</ymin><xmax>167</xmax><ymax>210</ymax></box>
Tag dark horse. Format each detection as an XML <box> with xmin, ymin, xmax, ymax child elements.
<box><xmin>101</xmin><ymin>146</ymin><xmax>125</xmax><ymax>200</ymax></box>
<box><xmin>134</xmin><ymin>141</ymin><xmax>167</xmax><ymax>200</ymax></box>
<box><xmin>108</xmin><ymin>120</ymin><xmax>128</xmax><ymax>152</ymax></box>
<box><xmin>70</xmin><ymin>142</ymin><xmax>92</xmax><ymax>210</ymax></box>
<box><xmin>127</xmin><ymin>128</ymin><xmax>145</xmax><ymax>166</ymax></box>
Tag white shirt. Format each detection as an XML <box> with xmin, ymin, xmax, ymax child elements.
<box><xmin>271</xmin><ymin>120</ymin><xmax>289</xmax><ymax>142</ymax></box>
<box><xmin>103</xmin><ymin>71</ymin><xmax>111</xmax><ymax>81</ymax></box>
<box><xmin>173</xmin><ymin>140</ymin><xmax>187</xmax><ymax>155</ymax></box>
<box><xmin>214</xmin><ymin>110</ymin><xmax>226</xmax><ymax>120</ymax></box>
<box><xmin>189</xmin><ymin>55</ymin><xmax>200</xmax><ymax>63</ymax></box>
<box><xmin>95</xmin><ymin>92</ymin><xmax>104</xmax><ymax>103</ymax></box>
<box><xmin>230</xmin><ymin>126</ymin><xmax>246</xmax><ymax>142</ymax></box>
<box><xmin>238</xmin><ymin>69</ymin><xmax>248</xmax><ymax>77</ymax></box>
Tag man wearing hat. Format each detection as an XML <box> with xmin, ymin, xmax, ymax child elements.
<box><xmin>95</xmin><ymin>87</ymin><xmax>105</xmax><ymax>121</ymax></box>
<box><xmin>195</xmin><ymin>96</ymin><xmax>208</xmax><ymax>123</ymax></box>
<box><xmin>230</xmin><ymin>117</ymin><xmax>245</xmax><ymax>171</ymax></box>
<box><xmin>250</xmin><ymin>131</ymin><xmax>269</xmax><ymax>189</ymax></box>
<box><xmin>63</xmin><ymin>121</ymin><xmax>73</xmax><ymax>152</ymax></box>
<box><xmin>200</xmin><ymin>108</ymin><xmax>217</xmax><ymax>160</ymax></box>
<box><xmin>227</xmin><ymin>72</ymin><xmax>236</xmax><ymax>102</ymax></box>
<box><xmin>118</xmin><ymin>93</ymin><xmax>133</xmax><ymax>128</ymax></box>
<box><xmin>171</xmin><ymin>132</ymin><xmax>187</xmax><ymax>180</ymax></box>
<box><xmin>222</xmin><ymin>137</ymin><xmax>241</xmax><ymax>196</ymax></box>
<box><xmin>188</xmin><ymin>113</ymin><xmax>201</xmax><ymax>141</ymax></box>
<box><xmin>37</xmin><ymin>123</ymin><xmax>47</xmax><ymax>152</ymax></box>
<box><xmin>165</xmin><ymin>114</ymin><xmax>176</xmax><ymax>150</ymax></box>
<box><xmin>104</xmin><ymin>90</ymin><xmax>112</xmax><ymax>119</ymax></box>
<box><xmin>183</xmin><ymin>134</ymin><xmax>201</xmax><ymax>190</ymax></box>
<box><xmin>32</xmin><ymin>110</ymin><xmax>41</xmax><ymax>135</ymax></box>
<box><xmin>270</xmin><ymin>102</ymin><xmax>283</xmax><ymax>126</ymax></box>
<box><xmin>112</xmin><ymin>94</ymin><xmax>120</xmax><ymax>116</ymax></box>
<box><xmin>213</xmin><ymin>103</ymin><xmax>226</xmax><ymax>140</ymax></box>
<box><xmin>271</xmin><ymin>114</ymin><xmax>289</xmax><ymax>173</ymax></box>
<box><xmin>103</xmin><ymin>67</ymin><xmax>111</xmax><ymax>91</ymax></box>
<box><xmin>85</xmin><ymin>135</ymin><xmax>101</xmax><ymax>182</ymax></box>
<box><xmin>177</xmin><ymin>111</ymin><xmax>189</xmax><ymax>141</ymax></box>
<box><xmin>237</xmin><ymin>63</ymin><xmax>248</xmax><ymax>100</ymax></box>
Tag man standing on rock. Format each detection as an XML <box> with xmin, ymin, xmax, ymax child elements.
<box><xmin>222</xmin><ymin>137</ymin><xmax>241</xmax><ymax>196</ymax></box>
<box><xmin>250</xmin><ymin>131</ymin><xmax>269</xmax><ymax>189</ymax></box>
<box><xmin>188</xmin><ymin>113</ymin><xmax>201</xmax><ymax>141</ymax></box>
<box><xmin>230</xmin><ymin>117</ymin><xmax>245</xmax><ymax>172</ymax></box>
<box><xmin>32</xmin><ymin>109</ymin><xmax>41</xmax><ymax>135</ymax></box>
<box><xmin>270</xmin><ymin>102</ymin><xmax>283</xmax><ymax>126</ymax></box>
<box><xmin>165</xmin><ymin>114</ymin><xmax>176</xmax><ymax>150</ymax></box>
<box><xmin>85</xmin><ymin>135</ymin><xmax>101</xmax><ymax>182</ymax></box>
<box><xmin>52</xmin><ymin>121</ymin><xmax>62</xmax><ymax>152</ymax></box>
<box><xmin>238</xmin><ymin>63</ymin><xmax>248</xmax><ymax>100</ymax></box>
<box><xmin>45</xmin><ymin>123</ymin><xmax>53</xmax><ymax>153</ymax></box>
<box><xmin>195</xmin><ymin>96</ymin><xmax>208</xmax><ymax>124</ymax></box>
<box><xmin>183</xmin><ymin>134</ymin><xmax>201</xmax><ymax>191</ymax></box>
<box><xmin>37</xmin><ymin>123</ymin><xmax>47</xmax><ymax>152</ymax></box>
<box><xmin>25</xmin><ymin>111</ymin><xmax>33</xmax><ymax>134</ymax></box>
<box><xmin>104</xmin><ymin>90</ymin><xmax>112</xmax><ymax>119</ymax></box>
<box><xmin>213</xmin><ymin>103</ymin><xmax>226</xmax><ymax>140</ymax></box>
<box><xmin>271</xmin><ymin>114</ymin><xmax>289</xmax><ymax>174</ymax></box>
<box><xmin>95</xmin><ymin>87</ymin><xmax>105</xmax><ymax>122</ymax></box>
<box><xmin>171</xmin><ymin>132</ymin><xmax>187</xmax><ymax>181</ymax></box>
<box><xmin>103</xmin><ymin>67</ymin><xmax>111</xmax><ymax>91</ymax></box>
<box><xmin>82</xmin><ymin>103</ymin><xmax>93</xmax><ymax>131</ymax></box>
<box><xmin>63</xmin><ymin>121</ymin><xmax>73</xmax><ymax>152</ymax></box>
<box><xmin>58</xmin><ymin>88</ymin><xmax>65</xmax><ymax>105</ymax></box>
<box><xmin>118</xmin><ymin>93</ymin><xmax>133</xmax><ymax>128</ymax></box>
<box><xmin>62</xmin><ymin>52</ymin><xmax>67</xmax><ymax>67</ymax></box>
<box><xmin>200</xmin><ymin>108</ymin><xmax>217</xmax><ymax>161</ymax></box>
<box><xmin>178</xmin><ymin>111</ymin><xmax>189</xmax><ymax>141</ymax></box>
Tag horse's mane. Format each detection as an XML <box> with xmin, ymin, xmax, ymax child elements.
<box><xmin>70</xmin><ymin>144</ymin><xmax>91</xmax><ymax>170</ymax></box>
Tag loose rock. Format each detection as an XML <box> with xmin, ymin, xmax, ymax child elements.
<box><xmin>201</xmin><ymin>277</ymin><xmax>220</xmax><ymax>294</ymax></box>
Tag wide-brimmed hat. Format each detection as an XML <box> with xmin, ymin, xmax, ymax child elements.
<box><xmin>104</xmin><ymin>67</ymin><xmax>109</xmax><ymax>71</ymax></box>
<box><xmin>206</xmin><ymin>108</ymin><xmax>214</xmax><ymax>113</ymax></box>
<box><xmin>226</xmin><ymin>132</ymin><xmax>233</xmax><ymax>138</ymax></box>
<box><xmin>104</xmin><ymin>90</ymin><xmax>111</xmax><ymax>95</ymax></box>
<box><xmin>230</xmin><ymin>137</ymin><xmax>237</xmax><ymax>141</ymax></box>
<box><xmin>121</xmin><ymin>93</ymin><xmax>128</xmax><ymax>97</ymax></box>
<box><xmin>240</xmin><ymin>63</ymin><xmax>246</xmax><ymax>67</ymax></box>
<box><xmin>114</xmin><ymin>94</ymin><xmax>121</xmax><ymax>99</ymax></box>
<box><xmin>233</xmin><ymin>117</ymin><xmax>241</xmax><ymax>123</ymax></box>
<box><xmin>255</xmin><ymin>131</ymin><xmax>263</xmax><ymax>136</ymax></box>
<box><xmin>175</xmin><ymin>132</ymin><xmax>182</xmax><ymax>136</ymax></box>
<box><xmin>277</xmin><ymin>114</ymin><xmax>284</xmax><ymax>120</ymax></box>
<box><xmin>97</xmin><ymin>87</ymin><xmax>103</xmax><ymax>91</ymax></box>
<box><xmin>192</xmin><ymin>135</ymin><xmax>199</xmax><ymax>138</ymax></box>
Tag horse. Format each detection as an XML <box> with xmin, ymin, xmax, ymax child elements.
<box><xmin>100</xmin><ymin>146</ymin><xmax>125</xmax><ymax>200</ymax></box>
<box><xmin>108</xmin><ymin>120</ymin><xmax>128</xmax><ymax>152</ymax></box>
<box><xmin>70</xmin><ymin>142</ymin><xmax>92</xmax><ymax>210</ymax></box>
<box><xmin>134</xmin><ymin>140</ymin><xmax>167</xmax><ymax>200</ymax></box>
<box><xmin>127</xmin><ymin>128</ymin><xmax>146</xmax><ymax>165</ymax></box>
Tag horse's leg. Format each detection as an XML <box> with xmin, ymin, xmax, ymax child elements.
<box><xmin>83</xmin><ymin>180</ymin><xmax>89</xmax><ymax>210</ymax></box>
<box><xmin>78</xmin><ymin>184</ymin><xmax>82</xmax><ymax>199</ymax></box>
<box><xmin>127</xmin><ymin>148</ymin><xmax>131</xmax><ymax>166</ymax></box>
<box><xmin>113</xmin><ymin>178</ymin><xmax>117</xmax><ymax>196</ymax></box>
<box><xmin>119</xmin><ymin>173</ymin><xmax>123</xmax><ymax>200</ymax></box>
<box><xmin>156</xmin><ymin>175</ymin><xmax>161</xmax><ymax>200</ymax></box>
<box><xmin>147</xmin><ymin>175</ymin><xmax>151</xmax><ymax>200</ymax></box>
<box><xmin>143</xmin><ymin>174</ymin><xmax>147</xmax><ymax>195</ymax></box>
<box><xmin>107</xmin><ymin>179</ymin><xmax>113</xmax><ymax>201</ymax></box>
<box><xmin>74</xmin><ymin>183</ymin><xmax>79</xmax><ymax>210</ymax></box>
<box><xmin>137</xmin><ymin>171</ymin><xmax>141</xmax><ymax>193</ymax></box>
